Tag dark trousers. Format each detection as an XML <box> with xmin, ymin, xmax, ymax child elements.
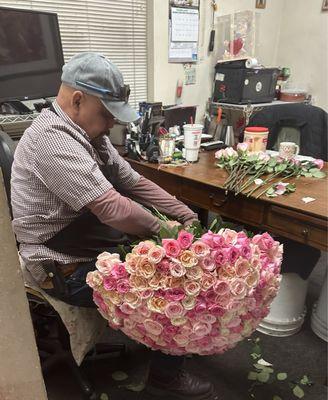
<box><xmin>44</xmin><ymin>261</ymin><xmax>184</xmax><ymax>376</ymax></box>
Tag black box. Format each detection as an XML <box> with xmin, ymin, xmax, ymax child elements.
<box><xmin>213</xmin><ymin>61</ymin><xmax>279</xmax><ymax>104</ymax></box>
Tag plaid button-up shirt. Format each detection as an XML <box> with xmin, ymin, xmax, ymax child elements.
<box><xmin>11</xmin><ymin>101</ymin><xmax>140</xmax><ymax>283</ymax></box>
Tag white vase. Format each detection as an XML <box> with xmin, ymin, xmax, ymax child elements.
<box><xmin>311</xmin><ymin>272</ymin><xmax>327</xmax><ymax>342</ymax></box>
<box><xmin>257</xmin><ymin>273</ymin><xmax>308</xmax><ymax>337</ymax></box>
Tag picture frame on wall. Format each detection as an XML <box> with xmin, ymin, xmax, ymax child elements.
<box><xmin>255</xmin><ymin>0</ymin><xmax>266</xmax><ymax>9</ymax></box>
<box><xmin>322</xmin><ymin>0</ymin><xmax>328</xmax><ymax>11</ymax></box>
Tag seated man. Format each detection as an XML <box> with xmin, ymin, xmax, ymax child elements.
<box><xmin>11</xmin><ymin>52</ymin><xmax>218</xmax><ymax>400</ymax></box>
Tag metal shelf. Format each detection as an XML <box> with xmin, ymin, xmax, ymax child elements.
<box><xmin>0</xmin><ymin>113</ymin><xmax>38</xmax><ymax>124</ymax></box>
<box><xmin>210</xmin><ymin>100</ymin><xmax>304</xmax><ymax>124</ymax></box>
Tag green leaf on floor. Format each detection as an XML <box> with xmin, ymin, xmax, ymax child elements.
<box><xmin>300</xmin><ymin>375</ymin><xmax>313</xmax><ymax>386</ymax></box>
<box><xmin>248</xmin><ymin>371</ymin><xmax>258</xmax><ymax>380</ymax></box>
<box><xmin>277</xmin><ymin>373</ymin><xmax>287</xmax><ymax>381</ymax></box>
<box><xmin>273</xmin><ymin>396</ymin><xmax>282</xmax><ymax>400</ymax></box>
<box><xmin>257</xmin><ymin>371</ymin><xmax>270</xmax><ymax>383</ymax></box>
<box><xmin>293</xmin><ymin>385</ymin><xmax>305</xmax><ymax>398</ymax></box>
<box><xmin>100</xmin><ymin>394</ymin><xmax>109</xmax><ymax>400</ymax></box>
<box><xmin>122</xmin><ymin>382</ymin><xmax>146</xmax><ymax>392</ymax></box>
<box><xmin>257</xmin><ymin>358</ymin><xmax>273</xmax><ymax>367</ymax></box>
<box><xmin>111</xmin><ymin>371</ymin><xmax>128</xmax><ymax>381</ymax></box>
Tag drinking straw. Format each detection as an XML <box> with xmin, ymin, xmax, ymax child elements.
<box><xmin>190</xmin><ymin>116</ymin><xmax>194</xmax><ymax>126</ymax></box>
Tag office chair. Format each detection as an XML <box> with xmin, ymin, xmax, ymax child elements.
<box><xmin>249</xmin><ymin>103</ymin><xmax>328</xmax><ymax>161</ymax></box>
<box><xmin>0</xmin><ymin>130</ymin><xmax>125</xmax><ymax>399</ymax></box>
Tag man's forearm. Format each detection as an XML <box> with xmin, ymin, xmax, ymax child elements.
<box><xmin>125</xmin><ymin>176</ymin><xmax>198</xmax><ymax>226</ymax></box>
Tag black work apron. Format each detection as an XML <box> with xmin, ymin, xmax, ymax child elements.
<box><xmin>43</xmin><ymin>104</ymin><xmax>133</xmax><ymax>259</ymax></box>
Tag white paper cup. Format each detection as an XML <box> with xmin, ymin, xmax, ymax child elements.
<box><xmin>183</xmin><ymin>124</ymin><xmax>203</xmax><ymax>162</ymax></box>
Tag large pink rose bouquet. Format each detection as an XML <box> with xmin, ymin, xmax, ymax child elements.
<box><xmin>87</xmin><ymin>224</ymin><xmax>282</xmax><ymax>356</ymax></box>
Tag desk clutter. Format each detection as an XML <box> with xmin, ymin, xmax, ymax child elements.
<box><xmin>123</xmin><ymin>101</ymin><xmax>228</xmax><ymax>164</ymax></box>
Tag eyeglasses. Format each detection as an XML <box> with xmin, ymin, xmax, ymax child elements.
<box><xmin>75</xmin><ymin>80</ymin><xmax>130</xmax><ymax>103</ymax></box>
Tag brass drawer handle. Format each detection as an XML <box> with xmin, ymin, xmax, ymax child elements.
<box><xmin>209</xmin><ymin>193</ymin><xmax>228</xmax><ymax>208</ymax></box>
<box><xmin>301</xmin><ymin>228</ymin><xmax>309</xmax><ymax>237</ymax></box>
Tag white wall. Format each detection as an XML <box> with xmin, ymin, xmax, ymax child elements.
<box><xmin>148</xmin><ymin>0</ymin><xmax>284</xmax><ymax>122</ymax></box>
<box><xmin>148</xmin><ymin>0</ymin><xmax>327</xmax><ymax>120</ymax></box>
<box><xmin>277</xmin><ymin>0</ymin><xmax>328</xmax><ymax>111</ymax></box>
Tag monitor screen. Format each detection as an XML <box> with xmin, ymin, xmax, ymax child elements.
<box><xmin>0</xmin><ymin>7</ymin><xmax>64</xmax><ymax>102</ymax></box>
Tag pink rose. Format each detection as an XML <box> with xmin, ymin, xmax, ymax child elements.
<box><xmin>201</xmin><ymin>273</ymin><xmax>216</xmax><ymax>291</ymax></box>
<box><xmin>111</xmin><ymin>263</ymin><xmax>128</xmax><ymax>279</ymax></box>
<box><xmin>177</xmin><ymin>230</ymin><xmax>194</xmax><ymax>249</ymax></box>
<box><xmin>221</xmin><ymin>229</ymin><xmax>238</xmax><ymax>244</ymax></box>
<box><xmin>148</xmin><ymin>245</ymin><xmax>166</xmax><ymax>264</ymax></box>
<box><xmin>193</xmin><ymin>322</ymin><xmax>212</xmax><ymax>338</ymax></box>
<box><xmin>116</xmin><ymin>279</ymin><xmax>131</xmax><ymax>293</ymax></box>
<box><xmin>165</xmin><ymin>288</ymin><xmax>186</xmax><ymax>302</ymax></box>
<box><xmin>252</xmin><ymin>232</ymin><xmax>274</xmax><ymax>251</ymax></box>
<box><xmin>190</xmin><ymin>240</ymin><xmax>210</xmax><ymax>257</ymax></box>
<box><xmin>213</xmin><ymin>249</ymin><xmax>228</xmax><ymax>266</ymax></box>
<box><xmin>237</xmin><ymin>142</ymin><xmax>248</xmax><ymax>153</ymax></box>
<box><xmin>313</xmin><ymin>159</ymin><xmax>324</xmax><ymax>170</ymax></box>
<box><xmin>162</xmin><ymin>239</ymin><xmax>181</xmax><ymax>258</ymax></box>
<box><xmin>143</xmin><ymin>319</ymin><xmax>163</xmax><ymax>336</ymax></box>
<box><xmin>201</xmin><ymin>231</ymin><xmax>215</xmax><ymax>248</ymax></box>
<box><xmin>133</xmin><ymin>240</ymin><xmax>155</xmax><ymax>256</ymax></box>
<box><xmin>212</xmin><ymin>234</ymin><xmax>225</xmax><ymax>249</ymax></box>
<box><xmin>230</xmin><ymin>279</ymin><xmax>247</xmax><ymax>299</ymax></box>
<box><xmin>184</xmin><ymin>280</ymin><xmax>201</xmax><ymax>296</ymax></box>
<box><xmin>157</xmin><ymin>258</ymin><xmax>171</xmax><ymax>274</ymax></box>
<box><xmin>228</xmin><ymin>247</ymin><xmax>240</xmax><ymax>264</ymax></box>
<box><xmin>164</xmin><ymin>302</ymin><xmax>185</xmax><ymax>319</ymax></box>
<box><xmin>235</xmin><ymin>259</ymin><xmax>250</xmax><ymax>277</ymax></box>
<box><xmin>169</xmin><ymin>260</ymin><xmax>186</xmax><ymax>277</ymax></box>
<box><xmin>195</xmin><ymin>298</ymin><xmax>207</xmax><ymax>313</ymax></box>
<box><xmin>103</xmin><ymin>276</ymin><xmax>117</xmax><ymax>291</ymax></box>
<box><xmin>213</xmin><ymin>280</ymin><xmax>230</xmax><ymax>296</ymax></box>
<box><xmin>199</xmin><ymin>255</ymin><xmax>216</xmax><ymax>272</ymax></box>
<box><xmin>120</xmin><ymin>302</ymin><xmax>134</xmax><ymax>315</ymax></box>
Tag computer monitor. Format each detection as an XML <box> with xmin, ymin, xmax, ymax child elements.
<box><xmin>163</xmin><ymin>105</ymin><xmax>197</xmax><ymax>131</ymax></box>
<box><xmin>0</xmin><ymin>7</ymin><xmax>64</xmax><ymax>108</ymax></box>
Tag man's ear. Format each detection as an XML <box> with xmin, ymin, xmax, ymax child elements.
<box><xmin>71</xmin><ymin>91</ymin><xmax>83</xmax><ymax>110</ymax></box>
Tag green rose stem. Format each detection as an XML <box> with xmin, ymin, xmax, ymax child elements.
<box><xmin>234</xmin><ymin>165</ymin><xmax>268</xmax><ymax>196</ymax></box>
<box><xmin>228</xmin><ymin>164</ymin><xmax>255</xmax><ymax>192</ymax></box>
<box><xmin>243</xmin><ymin>170</ymin><xmax>284</xmax><ymax>197</ymax></box>
<box><xmin>224</xmin><ymin>160</ymin><xmax>243</xmax><ymax>188</ymax></box>
<box><xmin>254</xmin><ymin>172</ymin><xmax>297</xmax><ymax>199</ymax></box>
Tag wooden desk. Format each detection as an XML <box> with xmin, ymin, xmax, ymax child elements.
<box><xmin>126</xmin><ymin>151</ymin><xmax>328</xmax><ymax>251</ymax></box>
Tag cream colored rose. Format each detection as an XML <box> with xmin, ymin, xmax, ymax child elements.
<box><xmin>125</xmin><ymin>254</ymin><xmax>141</xmax><ymax>274</ymax></box>
<box><xmin>124</xmin><ymin>292</ymin><xmax>142</xmax><ymax>308</ymax></box>
<box><xmin>105</xmin><ymin>291</ymin><xmax>122</xmax><ymax>306</ymax></box>
<box><xmin>179</xmin><ymin>250</ymin><xmax>198</xmax><ymax>268</ymax></box>
<box><xmin>129</xmin><ymin>275</ymin><xmax>148</xmax><ymax>291</ymax></box>
<box><xmin>148</xmin><ymin>245</ymin><xmax>166</xmax><ymax>264</ymax></box>
<box><xmin>137</xmin><ymin>258</ymin><xmax>156</xmax><ymax>279</ymax></box>
<box><xmin>201</xmin><ymin>273</ymin><xmax>216</xmax><ymax>291</ymax></box>
<box><xmin>148</xmin><ymin>296</ymin><xmax>167</xmax><ymax>313</ymax></box>
<box><xmin>186</xmin><ymin>266</ymin><xmax>203</xmax><ymax>281</ymax></box>
<box><xmin>171</xmin><ymin>316</ymin><xmax>188</xmax><ymax>326</ymax></box>
<box><xmin>148</xmin><ymin>272</ymin><xmax>164</xmax><ymax>289</ymax></box>
<box><xmin>245</xmin><ymin>269</ymin><xmax>260</xmax><ymax>288</ymax></box>
<box><xmin>184</xmin><ymin>280</ymin><xmax>201</xmax><ymax>296</ymax></box>
<box><xmin>182</xmin><ymin>295</ymin><xmax>196</xmax><ymax>310</ymax></box>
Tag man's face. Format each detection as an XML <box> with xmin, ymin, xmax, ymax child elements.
<box><xmin>76</xmin><ymin>92</ymin><xmax>116</xmax><ymax>138</ymax></box>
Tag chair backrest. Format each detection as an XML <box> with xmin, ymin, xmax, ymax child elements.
<box><xmin>249</xmin><ymin>103</ymin><xmax>328</xmax><ymax>161</ymax></box>
<box><xmin>0</xmin><ymin>131</ymin><xmax>16</xmax><ymax>216</ymax></box>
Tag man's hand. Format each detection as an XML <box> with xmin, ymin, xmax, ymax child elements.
<box><xmin>165</xmin><ymin>220</ymin><xmax>181</xmax><ymax>229</ymax></box>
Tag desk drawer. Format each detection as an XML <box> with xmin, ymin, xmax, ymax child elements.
<box><xmin>265</xmin><ymin>206</ymin><xmax>327</xmax><ymax>250</ymax></box>
<box><xmin>180</xmin><ymin>181</ymin><xmax>265</xmax><ymax>226</ymax></box>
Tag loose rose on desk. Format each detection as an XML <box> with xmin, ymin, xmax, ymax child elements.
<box><xmin>87</xmin><ymin>221</ymin><xmax>282</xmax><ymax>356</ymax></box>
<box><xmin>215</xmin><ymin>144</ymin><xmax>326</xmax><ymax>198</ymax></box>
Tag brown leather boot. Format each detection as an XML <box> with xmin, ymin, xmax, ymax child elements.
<box><xmin>146</xmin><ymin>369</ymin><xmax>218</xmax><ymax>399</ymax></box>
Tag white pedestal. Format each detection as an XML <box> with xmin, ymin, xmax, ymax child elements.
<box><xmin>311</xmin><ymin>272</ymin><xmax>327</xmax><ymax>342</ymax></box>
<box><xmin>257</xmin><ymin>273</ymin><xmax>308</xmax><ymax>337</ymax></box>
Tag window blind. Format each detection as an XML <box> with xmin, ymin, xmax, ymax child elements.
<box><xmin>1</xmin><ymin>0</ymin><xmax>147</xmax><ymax>109</ymax></box>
